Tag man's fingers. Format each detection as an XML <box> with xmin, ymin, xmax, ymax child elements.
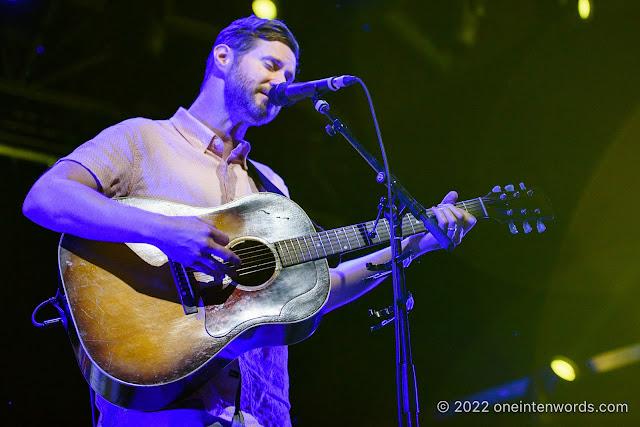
<box><xmin>434</xmin><ymin>204</ymin><xmax>474</xmax><ymax>246</ymax></box>
<box><xmin>202</xmin><ymin>243</ymin><xmax>242</xmax><ymax>266</ymax></box>
<box><xmin>427</xmin><ymin>191</ymin><xmax>477</xmax><ymax>248</ymax></box>
<box><xmin>440</xmin><ymin>190</ymin><xmax>458</xmax><ymax>206</ymax></box>
<box><xmin>440</xmin><ymin>207</ymin><xmax>457</xmax><ymax>230</ymax></box>
<box><xmin>197</xmin><ymin>218</ymin><xmax>231</xmax><ymax>246</ymax></box>
<box><xmin>431</xmin><ymin>206</ymin><xmax>448</xmax><ymax>230</ymax></box>
<box><xmin>195</xmin><ymin>217</ymin><xmax>241</xmax><ymax>265</ymax></box>
<box><xmin>440</xmin><ymin>208</ymin><xmax>458</xmax><ymax>241</ymax></box>
<box><xmin>194</xmin><ymin>258</ymin><xmax>238</xmax><ymax>280</ymax></box>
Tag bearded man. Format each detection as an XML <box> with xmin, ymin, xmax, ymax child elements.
<box><xmin>23</xmin><ymin>15</ymin><xmax>475</xmax><ymax>426</ymax></box>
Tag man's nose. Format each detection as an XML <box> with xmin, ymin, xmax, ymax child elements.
<box><xmin>270</xmin><ymin>71</ymin><xmax>289</xmax><ymax>87</ymax></box>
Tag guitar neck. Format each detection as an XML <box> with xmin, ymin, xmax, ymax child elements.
<box><xmin>274</xmin><ymin>197</ymin><xmax>488</xmax><ymax>267</ymax></box>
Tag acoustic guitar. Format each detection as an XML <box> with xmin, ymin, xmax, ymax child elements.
<box><xmin>57</xmin><ymin>183</ymin><xmax>553</xmax><ymax>410</ymax></box>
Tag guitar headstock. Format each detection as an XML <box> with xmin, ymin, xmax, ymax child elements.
<box><xmin>483</xmin><ymin>183</ymin><xmax>554</xmax><ymax>234</ymax></box>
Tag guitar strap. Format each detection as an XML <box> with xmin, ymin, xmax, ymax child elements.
<box><xmin>246</xmin><ymin>159</ymin><xmax>287</xmax><ymax>198</ymax></box>
<box><xmin>231</xmin><ymin>375</ymin><xmax>245</xmax><ymax>426</ymax></box>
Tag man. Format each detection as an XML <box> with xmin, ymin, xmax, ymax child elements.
<box><xmin>23</xmin><ymin>16</ymin><xmax>475</xmax><ymax>426</ymax></box>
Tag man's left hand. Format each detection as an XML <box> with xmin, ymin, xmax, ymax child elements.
<box><xmin>403</xmin><ymin>190</ymin><xmax>477</xmax><ymax>258</ymax></box>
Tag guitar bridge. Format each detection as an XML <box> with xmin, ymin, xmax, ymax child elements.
<box><xmin>169</xmin><ymin>260</ymin><xmax>199</xmax><ymax>315</ymax></box>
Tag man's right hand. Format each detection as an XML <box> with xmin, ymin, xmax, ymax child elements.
<box><xmin>155</xmin><ymin>216</ymin><xmax>241</xmax><ymax>279</ymax></box>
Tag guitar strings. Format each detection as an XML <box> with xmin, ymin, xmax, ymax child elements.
<box><xmin>184</xmin><ymin>197</ymin><xmax>504</xmax><ymax>277</ymax></box>
<box><xmin>182</xmin><ymin>195</ymin><xmax>542</xmax><ymax>287</ymax></box>
<box><xmin>270</xmin><ymin>198</ymin><xmax>490</xmax><ymax>266</ymax></box>
<box><xmin>239</xmin><ymin>196</ymin><xmax>532</xmax><ymax>271</ymax></box>
<box><xmin>198</xmin><ymin>196</ymin><xmax>536</xmax><ymax>278</ymax></box>
<box><xmin>237</xmin><ymin>199</ymin><xmax>488</xmax><ymax>269</ymax></box>
<box><xmin>268</xmin><ymin>196</ymin><xmax>522</xmax><ymax>269</ymax></box>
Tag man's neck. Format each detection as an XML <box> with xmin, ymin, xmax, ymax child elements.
<box><xmin>187</xmin><ymin>86</ymin><xmax>249</xmax><ymax>149</ymax></box>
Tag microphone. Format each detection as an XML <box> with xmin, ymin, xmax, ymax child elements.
<box><xmin>268</xmin><ymin>75</ymin><xmax>357</xmax><ymax>107</ymax></box>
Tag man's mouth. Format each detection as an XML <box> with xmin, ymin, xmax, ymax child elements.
<box><xmin>257</xmin><ymin>91</ymin><xmax>277</xmax><ymax>109</ymax></box>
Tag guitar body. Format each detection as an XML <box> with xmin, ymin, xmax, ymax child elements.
<box><xmin>58</xmin><ymin>193</ymin><xmax>330</xmax><ymax>411</ymax></box>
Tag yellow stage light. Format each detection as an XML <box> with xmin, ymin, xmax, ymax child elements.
<box><xmin>578</xmin><ymin>0</ymin><xmax>591</xmax><ymax>20</ymax></box>
<box><xmin>252</xmin><ymin>0</ymin><xmax>277</xmax><ymax>20</ymax></box>
<box><xmin>550</xmin><ymin>357</ymin><xmax>578</xmax><ymax>381</ymax></box>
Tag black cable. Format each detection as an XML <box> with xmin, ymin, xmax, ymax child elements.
<box><xmin>31</xmin><ymin>291</ymin><xmax>64</xmax><ymax>328</ymax></box>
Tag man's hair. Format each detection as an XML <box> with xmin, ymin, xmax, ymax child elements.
<box><xmin>202</xmin><ymin>15</ymin><xmax>299</xmax><ymax>89</ymax></box>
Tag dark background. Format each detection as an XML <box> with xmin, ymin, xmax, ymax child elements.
<box><xmin>3</xmin><ymin>0</ymin><xmax>639</xmax><ymax>425</ymax></box>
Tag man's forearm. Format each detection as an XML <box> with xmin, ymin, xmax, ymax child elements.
<box><xmin>23</xmin><ymin>176</ymin><xmax>166</xmax><ymax>246</ymax></box>
<box><xmin>324</xmin><ymin>234</ymin><xmax>436</xmax><ymax>313</ymax></box>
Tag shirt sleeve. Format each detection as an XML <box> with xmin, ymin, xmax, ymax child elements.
<box><xmin>55</xmin><ymin>120</ymin><xmax>141</xmax><ymax>198</ymax></box>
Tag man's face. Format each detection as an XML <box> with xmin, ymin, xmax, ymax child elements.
<box><xmin>224</xmin><ymin>39</ymin><xmax>297</xmax><ymax>127</ymax></box>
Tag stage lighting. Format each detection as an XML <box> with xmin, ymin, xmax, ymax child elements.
<box><xmin>550</xmin><ymin>356</ymin><xmax>578</xmax><ymax>382</ymax></box>
<box><xmin>578</xmin><ymin>0</ymin><xmax>591</xmax><ymax>20</ymax></box>
<box><xmin>252</xmin><ymin>0</ymin><xmax>277</xmax><ymax>20</ymax></box>
<box><xmin>587</xmin><ymin>343</ymin><xmax>640</xmax><ymax>374</ymax></box>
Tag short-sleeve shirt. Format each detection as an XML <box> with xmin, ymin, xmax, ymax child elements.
<box><xmin>59</xmin><ymin>107</ymin><xmax>291</xmax><ymax>426</ymax></box>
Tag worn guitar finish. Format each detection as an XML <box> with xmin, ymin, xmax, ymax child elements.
<box><xmin>59</xmin><ymin>193</ymin><xmax>330</xmax><ymax>411</ymax></box>
<box><xmin>58</xmin><ymin>185</ymin><xmax>553</xmax><ymax>411</ymax></box>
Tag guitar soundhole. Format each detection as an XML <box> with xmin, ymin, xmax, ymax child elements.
<box><xmin>230</xmin><ymin>239</ymin><xmax>277</xmax><ymax>290</ymax></box>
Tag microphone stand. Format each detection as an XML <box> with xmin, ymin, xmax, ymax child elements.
<box><xmin>310</xmin><ymin>97</ymin><xmax>454</xmax><ymax>427</ymax></box>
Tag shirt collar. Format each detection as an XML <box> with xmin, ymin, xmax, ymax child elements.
<box><xmin>169</xmin><ymin>107</ymin><xmax>252</xmax><ymax>169</ymax></box>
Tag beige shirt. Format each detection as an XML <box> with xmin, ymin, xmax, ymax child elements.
<box><xmin>60</xmin><ymin>107</ymin><xmax>291</xmax><ymax>426</ymax></box>
<box><xmin>63</xmin><ymin>106</ymin><xmax>288</xmax><ymax>205</ymax></box>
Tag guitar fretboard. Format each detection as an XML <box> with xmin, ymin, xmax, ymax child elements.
<box><xmin>274</xmin><ymin>197</ymin><xmax>488</xmax><ymax>267</ymax></box>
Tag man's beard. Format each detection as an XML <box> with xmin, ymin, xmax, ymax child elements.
<box><xmin>224</xmin><ymin>61</ymin><xmax>278</xmax><ymax>127</ymax></box>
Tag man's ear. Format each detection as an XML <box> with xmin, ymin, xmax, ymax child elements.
<box><xmin>213</xmin><ymin>44</ymin><xmax>234</xmax><ymax>75</ymax></box>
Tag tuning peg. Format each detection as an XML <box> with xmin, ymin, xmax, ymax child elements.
<box><xmin>519</xmin><ymin>183</ymin><xmax>527</xmax><ymax>190</ymax></box>
<box><xmin>505</xmin><ymin>184</ymin><xmax>515</xmax><ymax>192</ymax></box>
<box><xmin>536</xmin><ymin>220</ymin><xmax>546</xmax><ymax>233</ymax></box>
<box><xmin>492</xmin><ymin>186</ymin><xmax>502</xmax><ymax>193</ymax></box>
<box><xmin>508</xmin><ymin>221</ymin><xmax>518</xmax><ymax>234</ymax></box>
<box><xmin>523</xmin><ymin>221</ymin><xmax>532</xmax><ymax>234</ymax></box>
